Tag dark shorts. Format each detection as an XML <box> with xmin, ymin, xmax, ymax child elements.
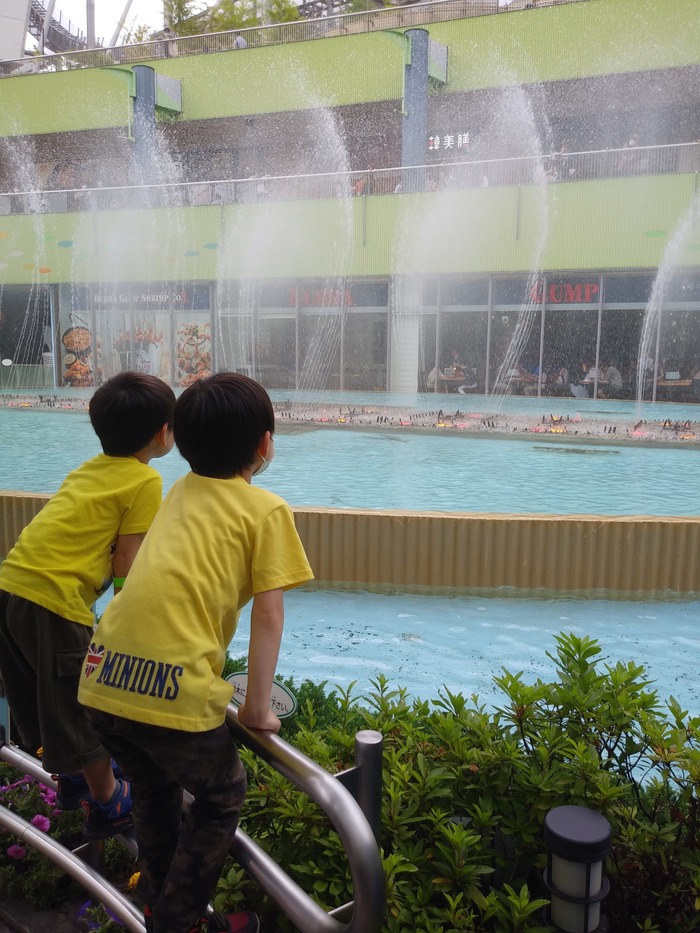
<box><xmin>0</xmin><ymin>591</ymin><xmax>107</xmax><ymax>772</ymax></box>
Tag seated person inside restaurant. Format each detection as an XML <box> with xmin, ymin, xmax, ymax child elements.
<box><xmin>569</xmin><ymin>360</ymin><xmax>591</xmax><ymax>398</ymax></box>
<box><xmin>427</xmin><ymin>354</ymin><xmax>464</xmax><ymax>391</ymax></box>
<box><xmin>426</xmin><ymin>365</ymin><xmax>444</xmax><ymax>389</ymax></box>
<box><xmin>447</xmin><ymin>350</ymin><xmax>464</xmax><ymax>375</ymax></box>
<box><xmin>598</xmin><ymin>362</ymin><xmax>624</xmax><ymax>397</ymax></box>
<box><xmin>457</xmin><ymin>364</ymin><xmax>479</xmax><ymax>393</ymax></box>
<box><xmin>519</xmin><ymin>361</ymin><xmax>546</xmax><ymax>396</ymax></box>
<box><xmin>546</xmin><ymin>364</ymin><xmax>570</xmax><ymax>396</ymax></box>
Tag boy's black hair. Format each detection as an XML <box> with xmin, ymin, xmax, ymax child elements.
<box><xmin>89</xmin><ymin>371</ymin><xmax>176</xmax><ymax>456</ymax></box>
<box><xmin>174</xmin><ymin>372</ymin><xmax>274</xmax><ymax>478</ymax></box>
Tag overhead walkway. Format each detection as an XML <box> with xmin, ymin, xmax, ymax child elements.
<box><xmin>0</xmin><ymin>703</ymin><xmax>386</xmax><ymax>933</ymax></box>
<box><xmin>0</xmin><ymin>0</ymin><xmax>589</xmax><ymax>76</ymax></box>
<box><xmin>27</xmin><ymin>0</ymin><xmax>92</xmax><ymax>54</ymax></box>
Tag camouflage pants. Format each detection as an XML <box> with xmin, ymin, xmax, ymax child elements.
<box><xmin>85</xmin><ymin>709</ymin><xmax>247</xmax><ymax>933</ymax></box>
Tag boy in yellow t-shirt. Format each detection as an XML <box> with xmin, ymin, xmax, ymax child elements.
<box><xmin>0</xmin><ymin>371</ymin><xmax>175</xmax><ymax>839</ymax></box>
<box><xmin>79</xmin><ymin>372</ymin><xmax>313</xmax><ymax>933</ymax></box>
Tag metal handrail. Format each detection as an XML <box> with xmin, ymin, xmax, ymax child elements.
<box><xmin>0</xmin><ymin>741</ymin><xmax>144</xmax><ymax>931</ymax></box>
<box><xmin>225</xmin><ymin>705</ymin><xmax>385</xmax><ymax>932</ymax></box>
<box><xmin>0</xmin><ymin>0</ymin><xmax>591</xmax><ymax>77</ymax></box>
<box><xmin>1</xmin><ymin>143</ymin><xmax>697</xmax><ymax>217</ymax></box>
<box><xmin>0</xmin><ymin>806</ymin><xmax>146</xmax><ymax>931</ymax></box>
<box><xmin>0</xmin><ymin>712</ymin><xmax>385</xmax><ymax>933</ymax></box>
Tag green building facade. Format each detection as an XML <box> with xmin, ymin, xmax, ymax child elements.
<box><xmin>0</xmin><ymin>0</ymin><xmax>699</xmax><ymax>397</ymax></box>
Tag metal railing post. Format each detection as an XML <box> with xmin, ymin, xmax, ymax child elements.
<box><xmin>352</xmin><ymin>729</ymin><xmax>383</xmax><ymax>843</ymax></box>
<box><xmin>226</xmin><ymin>706</ymin><xmax>385</xmax><ymax>932</ymax></box>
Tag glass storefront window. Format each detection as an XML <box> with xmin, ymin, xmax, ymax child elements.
<box><xmin>219</xmin><ymin>314</ymin><xmax>253</xmax><ymax>377</ymax></box>
<box><xmin>298</xmin><ymin>311</ymin><xmax>341</xmax><ymax>390</ymax></box>
<box><xmin>421</xmin><ymin>279</ymin><xmax>438</xmax><ymax>309</ymax></box>
<box><xmin>439</xmin><ymin>310</ymin><xmax>488</xmax><ymax>392</ymax></box>
<box><xmin>598</xmin><ymin>308</ymin><xmax>644</xmax><ymax>396</ymax></box>
<box><xmin>0</xmin><ymin>285</ymin><xmax>50</xmax><ymax>365</ymax></box>
<box><xmin>0</xmin><ymin>284</ymin><xmax>51</xmax><ymax>390</ymax></box>
<box><xmin>665</xmin><ymin>272</ymin><xmax>700</xmax><ymax>303</ymax></box>
<box><xmin>603</xmin><ymin>274</ymin><xmax>654</xmax><ymax>306</ymax></box>
<box><xmin>418</xmin><ymin>311</ymin><xmax>436</xmax><ymax>391</ymax></box>
<box><xmin>344</xmin><ymin>312</ymin><xmax>386</xmax><ymax>390</ymax></box>
<box><xmin>488</xmin><ymin>310</ymin><xmax>516</xmax><ymax>386</ymax></box>
<box><xmin>488</xmin><ymin>308</ymin><xmax>545</xmax><ymax>395</ymax></box>
<box><xmin>350</xmin><ymin>282</ymin><xmax>390</xmax><ymax>308</ymax></box>
<box><xmin>493</xmin><ymin>277</ymin><xmax>531</xmax><ymax>307</ymax></box>
<box><xmin>441</xmin><ymin>279</ymin><xmax>489</xmax><ymax>307</ymax></box>
<box><xmin>260</xmin><ymin>284</ymin><xmax>294</xmax><ymax>308</ymax></box>
<box><xmin>42</xmin><ymin>272</ymin><xmax>700</xmax><ymax>400</ymax></box>
<box><xmin>256</xmin><ymin>316</ymin><xmax>296</xmax><ymax>388</ymax></box>
<box><xmin>658</xmin><ymin>309</ymin><xmax>700</xmax><ymax>377</ymax></box>
<box><xmin>541</xmin><ymin>307</ymin><xmax>598</xmax><ymax>396</ymax></box>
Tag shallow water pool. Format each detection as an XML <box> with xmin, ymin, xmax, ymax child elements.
<box><xmin>1</xmin><ymin>405</ymin><xmax>699</xmax><ymax>515</ymax></box>
<box><xmin>237</xmin><ymin>589</ymin><xmax>700</xmax><ymax>713</ymax></box>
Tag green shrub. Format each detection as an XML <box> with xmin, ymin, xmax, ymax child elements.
<box><xmin>223</xmin><ymin>632</ymin><xmax>700</xmax><ymax>931</ymax></box>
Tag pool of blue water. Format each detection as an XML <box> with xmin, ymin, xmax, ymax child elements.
<box><xmin>235</xmin><ymin>588</ymin><xmax>700</xmax><ymax>714</ymax></box>
<box><xmin>92</xmin><ymin>584</ymin><xmax>700</xmax><ymax>714</ymax></box>
<box><xmin>1</xmin><ymin>397</ymin><xmax>699</xmax><ymax>515</ymax></box>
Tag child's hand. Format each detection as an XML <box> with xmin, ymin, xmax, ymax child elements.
<box><xmin>237</xmin><ymin>704</ymin><xmax>282</xmax><ymax>734</ymax></box>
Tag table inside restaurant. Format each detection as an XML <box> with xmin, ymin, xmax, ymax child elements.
<box><xmin>437</xmin><ymin>374</ymin><xmax>466</xmax><ymax>392</ymax></box>
<box><xmin>656</xmin><ymin>378</ymin><xmax>694</xmax><ymax>401</ymax></box>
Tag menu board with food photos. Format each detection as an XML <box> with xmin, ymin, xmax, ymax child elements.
<box><xmin>61</xmin><ymin>315</ymin><xmax>94</xmax><ymax>387</ymax></box>
<box><xmin>176</xmin><ymin>318</ymin><xmax>212</xmax><ymax>386</ymax></box>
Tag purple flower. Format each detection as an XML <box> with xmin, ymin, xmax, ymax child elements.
<box><xmin>38</xmin><ymin>783</ymin><xmax>57</xmax><ymax>805</ymax></box>
<box><xmin>6</xmin><ymin>844</ymin><xmax>27</xmax><ymax>860</ymax></box>
<box><xmin>30</xmin><ymin>813</ymin><xmax>51</xmax><ymax>832</ymax></box>
<box><xmin>0</xmin><ymin>775</ymin><xmax>31</xmax><ymax>794</ymax></box>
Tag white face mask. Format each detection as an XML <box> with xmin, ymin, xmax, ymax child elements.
<box><xmin>252</xmin><ymin>435</ymin><xmax>274</xmax><ymax>477</ymax></box>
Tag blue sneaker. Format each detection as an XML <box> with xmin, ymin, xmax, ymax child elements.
<box><xmin>54</xmin><ymin>760</ymin><xmax>124</xmax><ymax>811</ymax></box>
<box><xmin>54</xmin><ymin>771</ymin><xmax>88</xmax><ymax>810</ymax></box>
<box><xmin>82</xmin><ymin>778</ymin><xmax>132</xmax><ymax>839</ymax></box>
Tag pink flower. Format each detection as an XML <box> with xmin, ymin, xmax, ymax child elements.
<box><xmin>30</xmin><ymin>814</ymin><xmax>51</xmax><ymax>832</ymax></box>
<box><xmin>7</xmin><ymin>844</ymin><xmax>27</xmax><ymax>860</ymax></box>
<box><xmin>0</xmin><ymin>775</ymin><xmax>31</xmax><ymax>793</ymax></box>
<box><xmin>40</xmin><ymin>788</ymin><xmax>57</xmax><ymax>806</ymax></box>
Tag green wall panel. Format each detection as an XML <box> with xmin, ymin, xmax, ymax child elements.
<box><xmin>0</xmin><ymin>68</ymin><xmax>133</xmax><ymax>137</ymax></box>
<box><xmin>429</xmin><ymin>0</ymin><xmax>700</xmax><ymax>93</ymax></box>
<box><xmin>0</xmin><ymin>175</ymin><xmax>697</xmax><ymax>285</ymax></box>
<box><xmin>167</xmin><ymin>35</ymin><xmax>403</xmax><ymax>120</ymax></box>
<box><xmin>543</xmin><ymin>175</ymin><xmax>700</xmax><ymax>270</ymax></box>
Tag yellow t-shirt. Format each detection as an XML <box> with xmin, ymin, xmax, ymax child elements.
<box><xmin>0</xmin><ymin>454</ymin><xmax>162</xmax><ymax>626</ymax></box>
<box><xmin>78</xmin><ymin>473</ymin><xmax>314</xmax><ymax>732</ymax></box>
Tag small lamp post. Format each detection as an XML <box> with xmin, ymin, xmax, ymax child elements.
<box><xmin>543</xmin><ymin>805</ymin><xmax>611</xmax><ymax>933</ymax></box>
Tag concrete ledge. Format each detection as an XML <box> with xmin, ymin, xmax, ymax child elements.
<box><xmin>3</xmin><ymin>492</ymin><xmax>699</xmax><ymax>597</ymax></box>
